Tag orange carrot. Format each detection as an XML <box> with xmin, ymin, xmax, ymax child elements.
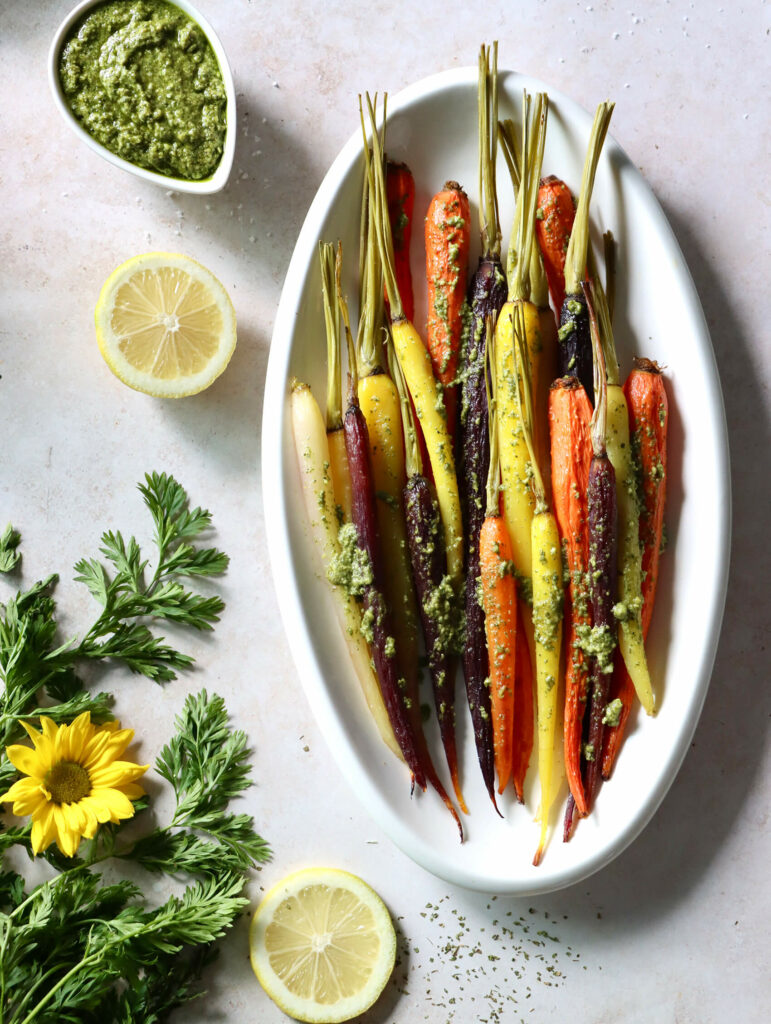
<box><xmin>535</xmin><ymin>175</ymin><xmax>574</xmax><ymax>314</ymax></box>
<box><xmin>511</xmin><ymin>598</ymin><xmax>534</xmax><ymax>804</ymax></box>
<box><xmin>549</xmin><ymin>375</ymin><xmax>593</xmax><ymax>817</ymax></box>
<box><xmin>479</xmin><ymin>361</ymin><xmax>519</xmax><ymax>798</ymax></box>
<box><xmin>386</xmin><ymin>160</ymin><xmax>415</xmax><ymax>323</ymax></box>
<box><xmin>480</xmin><ymin>516</ymin><xmax>518</xmax><ymax>794</ymax></box>
<box><xmin>425</xmin><ymin>181</ymin><xmax>471</xmax><ymax>443</ymax></box>
<box><xmin>602</xmin><ymin>358</ymin><xmax>668</xmax><ymax>777</ymax></box>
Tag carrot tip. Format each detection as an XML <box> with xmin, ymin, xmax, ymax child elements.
<box><xmin>450</xmin><ymin>767</ymin><xmax>470</xmax><ymax>816</ymax></box>
<box><xmin>489</xmin><ymin>789</ymin><xmax>504</xmax><ymax>819</ymax></box>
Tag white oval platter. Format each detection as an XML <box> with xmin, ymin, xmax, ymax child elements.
<box><xmin>261</xmin><ymin>67</ymin><xmax>730</xmax><ymax>895</ymax></box>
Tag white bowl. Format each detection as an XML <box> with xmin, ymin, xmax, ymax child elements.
<box><xmin>48</xmin><ymin>0</ymin><xmax>236</xmax><ymax>194</ymax></box>
<box><xmin>262</xmin><ymin>67</ymin><xmax>731</xmax><ymax>894</ymax></box>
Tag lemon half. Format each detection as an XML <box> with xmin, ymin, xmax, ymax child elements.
<box><xmin>249</xmin><ymin>867</ymin><xmax>396</xmax><ymax>1023</ymax></box>
<box><xmin>95</xmin><ymin>252</ymin><xmax>237</xmax><ymax>397</ymax></box>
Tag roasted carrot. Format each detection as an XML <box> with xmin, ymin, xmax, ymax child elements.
<box><xmin>348</xmin><ymin>176</ymin><xmax>424</xmax><ymax>732</ymax></box>
<box><xmin>494</xmin><ymin>92</ymin><xmax>548</xmax><ymax>593</ymax></box>
<box><xmin>602</xmin><ymin>358</ymin><xmax>668</xmax><ymax>777</ymax></box>
<box><xmin>460</xmin><ymin>43</ymin><xmax>509</xmax><ymax>806</ymax></box>
<box><xmin>625</xmin><ymin>358</ymin><xmax>668</xmax><ymax>621</ymax></box>
<box><xmin>362</xmin><ymin>93</ymin><xmax>464</xmax><ymax>591</ymax></box>
<box><xmin>343</xmin><ymin>367</ymin><xmax>462</xmax><ymax>837</ymax></box>
<box><xmin>425</xmin><ymin>179</ymin><xmax>471</xmax><ymax>444</ymax></box>
<box><xmin>507</xmin><ymin>296</ymin><xmax>561</xmax><ymax>864</ymax></box>
<box><xmin>549</xmin><ymin>375</ymin><xmax>593</xmax><ymax>817</ymax></box>
<box><xmin>386</xmin><ymin>160</ymin><xmax>415</xmax><ymax>323</ymax></box>
<box><xmin>498</xmin><ymin>111</ymin><xmax>557</xmax><ymax>503</ymax></box>
<box><xmin>480</xmin><ymin>315</ymin><xmax>518</xmax><ymax>796</ymax></box>
<box><xmin>290</xmin><ymin>378</ymin><xmax>401</xmax><ymax>761</ymax></box>
<box><xmin>590</xmin><ymin>257</ymin><xmax>656</xmax><ymax>716</ymax></box>
<box><xmin>511</xmin><ymin>598</ymin><xmax>534</xmax><ymax>804</ymax></box>
<box><xmin>510</xmin><ymin>304</ymin><xmax>565</xmax><ymax>865</ymax></box>
<box><xmin>388</xmin><ymin>341</ymin><xmax>466</xmax><ymax>811</ymax></box>
<box><xmin>535</xmin><ymin>175</ymin><xmax>574</xmax><ymax>315</ymax></box>
<box><xmin>557</xmin><ymin>102</ymin><xmax>614</xmax><ymax>403</ymax></box>
<box><xmin>579</xmin><ymin>282</ymin><xmax>618</xmax><ymax>812</ymax></box>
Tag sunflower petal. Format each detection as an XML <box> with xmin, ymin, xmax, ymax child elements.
<box><xmin>1</xmin><ymin>777</ymin><xmax>47</xmax><ymax>816</ymax></box>
<box><xmin>5</xmin><ymin>744</ymin><xmax>45</xmax><ymax>779</ymax></box>
<box><xmin>89</xmin><ymin>761</ymin><xmax>149</xmax><ymax>789</ymax></box>
<box><xmin>90</xmin><ymin>787</ymin><xmax>135</xmax><ymax>822</ymax></box>
<box><xmin>20</xmin><ymin>719</ymin><xmax>43</xmax><ymax>743</ymax></box>
<box><xmin>53</xmin><ymin>809</ymin><xmax>81</xmax><ymax>858</ymax></box>
<box><xmin>30</xmin><ymin>803</ymin><xmax>58</xmax><ymax>855</ymax></box>
<box><xmin>118</xmin><ymin>782</ymin><xmax>146</xmax><ymax>801</ymax></box>
<box><xmin>81</xmin><ymin>795</ymin><xmax>114</xmax><ymax>825</ymax></box>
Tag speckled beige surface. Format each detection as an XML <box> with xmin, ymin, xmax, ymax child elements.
<box><xmin>2</xmin><ymin>1</ymin><xmax>769</xmax><ymax>1021</ymax></box>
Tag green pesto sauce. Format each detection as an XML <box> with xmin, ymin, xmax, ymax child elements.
<box><xmin>574</xmin><ymin>622</ymin><xmax>617</xmax><ymax>674</ymax></box>
<box><xmin>602</xmin><ymin>697</ymin><xmax>624</xmax><ymax>727</ymax></box>
<box><xmin>423</xmin><ymin>575</ymin><xmax>464</xmax><ymax>657</ymax></box>
<box><xmin>327</xmin><ymin>523</ymin><xmax>373</xmax><ymax>598</ymax></box>
<box><xmin>533</xmin><ymin>572</ymin><xmax>563</xmax><ymax>650</ymax></box>
<box><xmin>58</xmin><ymin>0</ymin><xmax>226</xmax><ymax>180</ymax></box>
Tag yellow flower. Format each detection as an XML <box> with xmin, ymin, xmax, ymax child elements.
<box><xmin>0</xmin><ymin>712</ymin><xmax>148</xmax><ymax>858</ymax></box>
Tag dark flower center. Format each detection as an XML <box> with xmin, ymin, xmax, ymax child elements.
<box><xmin>45</xmin><ymin>761</ymin><xmax>91</xmax><ymax>804</ymax></box>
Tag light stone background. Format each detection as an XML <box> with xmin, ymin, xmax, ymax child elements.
<box><xmin>2</xmin><ymin>1</ymin><xmax>769</xmax><ymax>1021</ymax></box>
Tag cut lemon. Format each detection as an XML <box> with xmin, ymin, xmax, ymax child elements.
<box><xmin>249</xmin><ymin>867</ymin><xmax>396</xmax><ymax>1023</ymax></box>
<box><xmin>95</xmin><ymin>252</ymin><xmax>237</xmax><ymax>397</ymax></box>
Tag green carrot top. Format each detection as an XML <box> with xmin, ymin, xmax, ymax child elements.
<box><xmin>320</xmin><ymin>240</ymin><xmax>343</xmax><ymax>431</ymax></box>
<box><xmin>510</xmin><ymin>303</ymin><xmax>548</xmax><ymax>514</ymax></box>
<box><xmin>360</xmin><ymin>93</ymin><xmax>404</xmax><ymax>323</ymax></box>
<box><xmin>563</xmin><ymin>101</ymin><xmax>614</xmax><ymax>297</ymax></box>
<box><xmin>506</xmin><ymin>91</ymin><xmax>548</xmax><ymax>304</ymax></box>
<box><xmin>483</xmin><ymin>315</ymin><xmax>502</xmax><ymax>518</ymax></box>
<box><xmin>477</xmin><ymin>42</ymin><xmax>502</xmax><ymax>260</ymax></box>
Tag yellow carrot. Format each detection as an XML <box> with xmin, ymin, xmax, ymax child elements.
<box><xmin>605</xmin><ymin>384</ymin><xmax>655</xmax><ymax>715</ymax></box>
<box><xmin>531</xmin><ymin>508</ymin><xmax>563</xmax><ymax>863</ymax></box>
<box><xmin>495</xmin><ymin>92</ymin><xmax>550</xmax><ymax>589</ymax></box>
<box><xmin>494</xmin><ymin>300</ymin><xmax>539</xmax><ymax>580</ymax></box>
<box><xmin>510</xmin><ymin>306</ymin><xmax>564</xmax><ymax>865</ymax></box>
<box><xmin>589</xmin><ymin>248</ymin><xmax>656</xmax><ymax>717</ymax></box>
<box><xmin>290</xmin><ymin>379</ymin><xmax>402</xmax><ymax>760</ymax></box>
<box><xmin>327</xmin><ymin>428</ymin><xmax>352</xmax><ymax>525</ymax></box>
<box><xmin>361</xmin><ymin>93</ymin><xmax>464</xmax><ymax>590</ymax></box>
<box><xmin>358</xmin><ymin>370</ymin><xmax>421</xmax><ymax>698</ymax></box>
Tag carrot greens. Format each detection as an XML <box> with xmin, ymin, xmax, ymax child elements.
<box><xmin>0</xmin><ymin>477</ymin><xmax>269</xmax><ymax>1024</ymax></box>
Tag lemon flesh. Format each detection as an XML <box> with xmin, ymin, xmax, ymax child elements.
<box><xmin>250</xmin><ymin>868</ymin><xmax>396</xmax><ymax>1023</ymax></box>
<box><xmin>95</xmin><ymin>252</ymin><xmax>236</xmax><ymax>397</ymax></box>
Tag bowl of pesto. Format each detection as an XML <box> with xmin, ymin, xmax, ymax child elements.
<box><xmin>49</xmin><ymin>0</ymin><xmax>236</xmax><ymax>194</ymax></box>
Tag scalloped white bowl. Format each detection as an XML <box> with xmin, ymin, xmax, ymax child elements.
<box><xmin>262</xmin><ymin>67</ymin><xmax>731</xmax><ymax>894</ymax></box>
<box><xmin>48</xmin><ymin>0</ymin><xmax>236</xmax><ymax>195</ymax></box>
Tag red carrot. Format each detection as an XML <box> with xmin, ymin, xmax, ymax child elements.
<box><xmin>386</xmin><ymin>160</ymin><xmax>415</xmax><ymax>323</ymax></box>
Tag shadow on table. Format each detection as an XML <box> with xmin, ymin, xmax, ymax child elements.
<box><xmin>150</xmin><ymin>86</ymin><xmax>325</xmax><ymax>476</ymax></box>
<box><xmin>552</xmin><ymin>199</ymin><xmax>771</xmax><ymax>927</ymax></box>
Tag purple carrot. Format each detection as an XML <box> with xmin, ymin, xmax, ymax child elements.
<box><xmin>580</xmin><ymin>280</ymin><xmax>617</xmax><ymax>812</ymax></box>
<box><xmin>455</xmin><ymin>44</ymin><xmax>508</xmax><ymax>811</ymax></box>
<box><xmin>404</xmin><ymin>474</ymin><xmax>467</xmax><ymax>814</ymax></box>
<box><xmin>345</xmin><ymin>374</ymin><xmax>463</xmax><ymax>839</ymax></box>
<box><xmin>582</xmin><ymin>449</ymin><xmax>617</xmax><ymax>809</ymax></box>
<box><xmin>343</xmin><ymin>398</ymin><xmax>425</xmax><ymax>789</ymax></box>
